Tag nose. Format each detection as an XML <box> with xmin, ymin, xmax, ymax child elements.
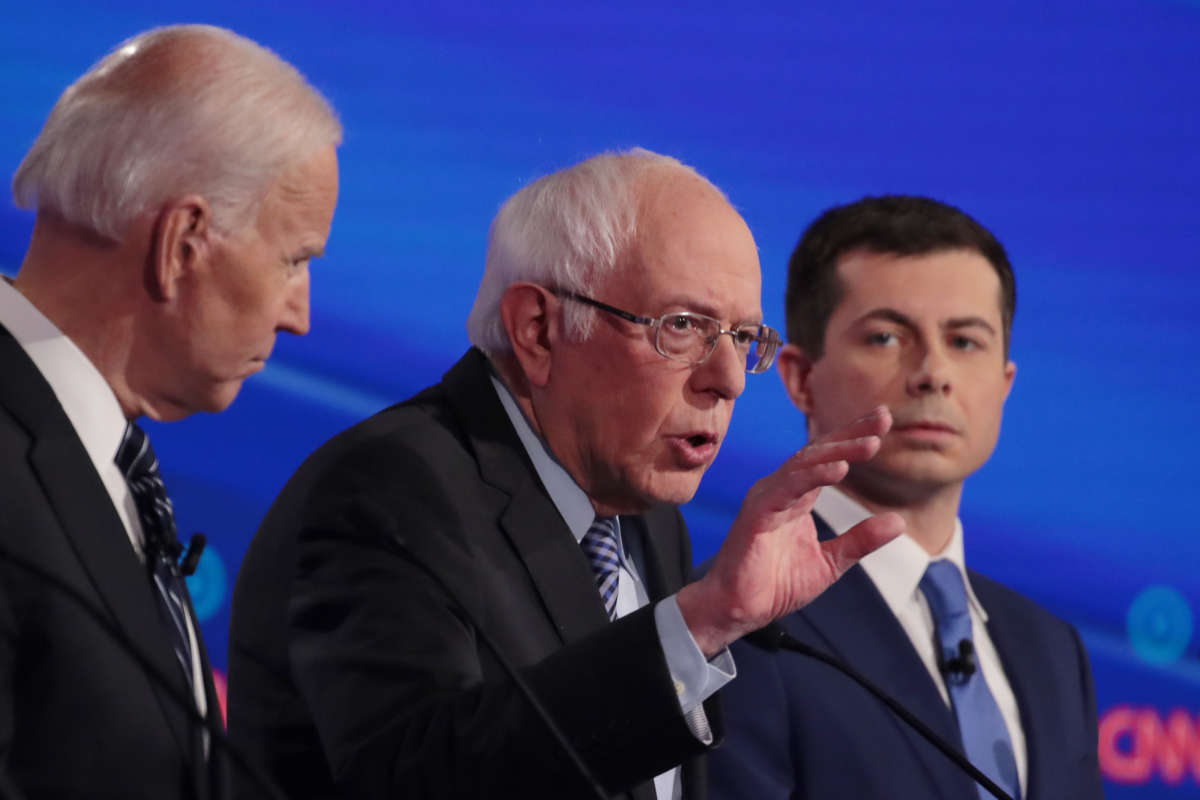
<box><xmin>693</xmin><ymin>332</ymin><xmax>746</xmax><ymax>401</ymax></box>
<box><xmin>906</xmin><ymin>342</ymin><xmax>951</xmax><ymax>397</ymax></box>
<box><xmin>279</xmin><ymin>270</ymin><xmax>311</xmax><ymax>336</ymax></box>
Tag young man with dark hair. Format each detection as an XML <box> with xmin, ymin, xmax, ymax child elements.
<box><xmin>709</xmin><ymin>195</ymin><xmax>1103</xmax><ymax>800</ymax></box>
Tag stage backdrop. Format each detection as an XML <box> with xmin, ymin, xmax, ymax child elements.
<box><xmin>2</xmin><ymin>2</ymin><xmax>1197</xmax><ymax>797</ymax></box>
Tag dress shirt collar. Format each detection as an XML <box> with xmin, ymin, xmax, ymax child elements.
<box><xmin>814</xmin><ymin>485</ymin><xmax>987</xmax><ymax>622</ymax></box>
<box><xmin>488</xmin><ymin>370</ymin><xmax>598</xmax><ymax>543</ymax></box>
<box><xmin>0</xmin><ymin>278</ymin><xmax>127</xmax><ymax>474</ymax></box>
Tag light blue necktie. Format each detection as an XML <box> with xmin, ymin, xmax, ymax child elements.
<box><xmin>919</xmin><ymin>560</ymin><xmax>1021</xmax><ymax>800</ymax></box>
<box><xmin>580</xmin><ymin>516</ymin><xmax>620</xmax><ymax>620</ymax></box>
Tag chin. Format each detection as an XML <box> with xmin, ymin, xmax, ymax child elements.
<box><xmin>203</xmin><ymin>380</ymin><xmax>247</xmax><ymax>414</ymax></box>
<box><xmin>641</xmin><ymin>474</ymin><xmax>705</xmax><ymax>508</ymax></box>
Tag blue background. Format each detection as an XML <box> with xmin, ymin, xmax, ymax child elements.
<box><xmin>2</xmin><ymin>2</ymin><xmax>1197</xmax><ymax>795</ymax></box>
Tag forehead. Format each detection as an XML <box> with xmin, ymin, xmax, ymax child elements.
<box><xmin>832</xmin><ymin>248</ymin><xmax>1004</xmax><ymax>325</ymax></box>
<box><xmin>254</xmin><ymin>145</ymin><xmax>339</xmax><ymax>241</ymax></box>
<box><xmin>609</xmin><ymin>172</ymin><xmax>762</xmax><ymax>320</ymax></box>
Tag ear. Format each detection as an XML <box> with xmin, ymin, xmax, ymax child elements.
<box><xmin>776</xmin><ymin>343</ymin><xmax>817</xmax><ymax>414</ymax></box>
<box><xmin>151</xmin><ymin>195</ymin><xmax>212</xmax><ymax>301</ymax></box>
<box><xmin>499</xmin><ymin>282</ymin><xmax>558</xmax><ymax>388</ymax></box>
<box><xmin>1002</xmin><ymin>359</ymin><xmax>1017</xmax><ymax>401</ymax></box>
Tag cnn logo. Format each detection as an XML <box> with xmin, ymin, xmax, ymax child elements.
<box><xmin>1100</xmin><ymin>706</ymin><xmax>1200</xmax><ymax>785</ymax></box>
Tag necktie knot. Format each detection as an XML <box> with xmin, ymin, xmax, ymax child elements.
<box><xmin>920</xmin><ymin>559</ymin><xmax>971</xmax><ymax>627</ymax></box>
<box><xmin>581</xmin><ymin>517</ymin><xmax>620</xmax><ymax>620</ymax></box>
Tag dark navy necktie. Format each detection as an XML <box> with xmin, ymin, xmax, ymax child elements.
<box><xmin>114</xmin><ymin>422</ymin><xmax>195</xmax><ymax>693</ymax></box>
<box><xmin>580</xmin><ymin>516</ymin><xmax>620</xmax><ymax>620</ymax></box>
<box><xmin>920</xmin><ymin>560</ymin><xmax>1021</xmax><ymax>800</ymax></box>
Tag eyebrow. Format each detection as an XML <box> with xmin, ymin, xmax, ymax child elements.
<box><xmin>858</xmin><ymin>308</ymin><xmax>998</xmax><ymax>337</ymax></box>
<box><xmin>658</xmin><ymin>294</ymin><xmax>761</xmax><ymax>324</ymax></box>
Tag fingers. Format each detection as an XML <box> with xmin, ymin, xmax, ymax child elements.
<box><xmin>820</xmin><ymin>512</ymin><xmax>905</xmax><ymax>577</ymax></box>
<box><xmin>739</xmin><ymin>407</ymin><xmax>893</xmax><ymax>528</ymax></box>
<box><xmin>810</xmin><ymin>405</ymin><xmax>892</xmax><ymax>447</ymax></box>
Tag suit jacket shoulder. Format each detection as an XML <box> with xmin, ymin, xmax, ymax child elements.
<box><xmin>229</xmin><ymin>348</ymin><xmax>712</xmax><ymax>800</ymax></box>
<box><xmin>708</xmin><ymin>514</ymin><xmax>1102</xmax><ymax>800</ymax></box>
<box><xmin>0</xmin><ymin>323</ymin><xmax>223</xmax><ymax>799</ymax></box>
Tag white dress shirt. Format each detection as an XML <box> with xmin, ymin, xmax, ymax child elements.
<box><xmin>0</xmin><ymin>278</ymin><xmax>208</xmax><ymax>718</ymax></box>
<box><xmin>815</xmin><ymin>486</ymin><xmax>1028</xmax><ymax>796</ymax></box>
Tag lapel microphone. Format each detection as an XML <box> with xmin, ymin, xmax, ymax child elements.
<box><xmin>939</xmin><ymin>638</ymin><xmax>976</xmax><ymax>681</ymax></box>
<box><xmin>744</xmin><ymin>621</ymin><xmax>1013</xmax><ymax>800</ymax></box>
<box><xmin>180</xmin><ymin>533</ymin><xmax>207</xmax><ymax>577</ymax></box>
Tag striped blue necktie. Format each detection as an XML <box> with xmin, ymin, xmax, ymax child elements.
<box><xmin>114</xmin><ymin>423</ymin><xmax>195</xmax><ymax>692</ymax></box>
<box><xmin>580</xmin><ymin>516</ymin><xmax>620</xmax><ymax>620</ymax></box>
<box><xmin>920</xmin><ymin>560</ymin><xmax>1021</xmax><ymax>800</ymax></box>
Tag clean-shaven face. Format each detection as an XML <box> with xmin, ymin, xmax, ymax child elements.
<box><xmin>791</xmin><ymin>248</ymin><xmax>1015</xmax><ymax>502</ymax></box>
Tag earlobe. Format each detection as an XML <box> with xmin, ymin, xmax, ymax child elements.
<box><xmin>152</xmin><ymin>195</ymin><xmax>211</xmax><ymax>302</ymax></box>
<box><xmin>776</xmin><ymin>344</ymin><xmax>816</xmax><ymax>413</ymax></box>
<box><xmin>1003</xmin><ymin>360</ymin><xmax>1017</xmax><ymax>400</ymax></box>
<box><xmin>499</xmin><ymin>282</ymin><xmax>556</xmax><ymax>387</ymax></box>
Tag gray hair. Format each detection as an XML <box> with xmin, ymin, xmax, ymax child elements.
<box><xmin>467</xmin><ymin>148</ymin><xmax>723</xmax><ymax>354</ymax></box>
<box><xmin>12</xmin><ymin>24</ymin><xmax>342</xmax><ymax>241</ymax></box>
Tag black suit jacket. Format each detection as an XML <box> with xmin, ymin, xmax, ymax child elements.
<box><xmin>707</xmin><ymin>514</ymin><xmax>1104</xmax><ymax>800</ymax></box>
<box><xmin>228</xmin><ymin>348</ymin><xmax>718</xmax><ymax>800</ymax></box>
<box><xmin>0</xmin><ymin>323</ymin><xmax>225</xmax><ymax>799</ymax></box>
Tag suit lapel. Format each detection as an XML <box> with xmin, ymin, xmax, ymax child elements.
<box><xmin>975</xmin><ymin>575</ymin><xmax>1049</xmax><ymax>800</ymax></box>
<box><xmin>442</xmin><ymin>350</ymin><xmax>611</xmax><ymax>645</ymax></box>
<box><xmin>0</xmin><ymin>325</ymin><xmax>195</xmax><ymax>762</ymax></box>
<box><xmin>799</xmin><ymin>515</ymin><xmax>973</xmax><ymax>800</ymax></box>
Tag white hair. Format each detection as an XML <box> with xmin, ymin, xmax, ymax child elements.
<box><xmin>467</xmin><ymin>148</ymin><xmax>724</xmax><ymax>354</ymax></box>
<box><xmin>12</xmin><ymin>24</ymin><xmax>342</xmax><ymax>241</ymax></box>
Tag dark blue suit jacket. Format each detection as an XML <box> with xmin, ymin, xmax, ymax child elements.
<box><xmin>708</xmin><ymin>515</ymin><xmax>1103</xmax><ymax>800</ymax></box>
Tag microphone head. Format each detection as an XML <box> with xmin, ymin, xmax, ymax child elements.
<box><xmin>742</xmin><ymin>622</ymin><xmax>788</xmax><ymax>652</ymax></box>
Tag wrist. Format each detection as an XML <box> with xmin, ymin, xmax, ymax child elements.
<box><xmin>677</xmin><ymin>580</ymin><xmax>742</xmax><ymax>659</ymax></box>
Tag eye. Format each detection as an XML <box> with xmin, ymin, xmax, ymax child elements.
<box><xmin>733</xmin><ymin>327</ymin><xmax>757</xmax><ymax>346</ymax></box>
<box><xmin>865</xmin><ymin>331</ymin><xmax>899</xmax><ymax>347</ymax></box>
<box><xmin>664</xmin><ymin>314</ymin><xmax>696</xmax><ymax>332</ymax></box>
<box><xmin>950</xmin><ymin>334</ymin><xmax>983</xmax><ymax>351</ymax></box>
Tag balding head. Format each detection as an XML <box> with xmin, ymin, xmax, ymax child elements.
<box><xmin>13</xmin><ymin>24</ymin><xmax>341</xmax><ymax>241</ymax></box>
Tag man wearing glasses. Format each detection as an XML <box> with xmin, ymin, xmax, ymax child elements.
<box><xmin>228</xmin><ymin>149</ymin><xmax>904</xmax><ymax>800</ymax></box>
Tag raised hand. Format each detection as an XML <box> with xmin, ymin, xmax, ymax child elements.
<box><xmin>678</xmin><ymin>406</ymin><xmax>905</xmax><ymax>657</ymax></box>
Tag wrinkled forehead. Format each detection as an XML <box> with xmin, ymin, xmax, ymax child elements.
<box><xmin>612</xmin><ymin>172</ymin><xmax>762</xmax><ymax>319</ymax></box>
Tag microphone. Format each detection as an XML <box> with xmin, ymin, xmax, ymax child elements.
<box><xmin>939</xmin><ymin>638</ymin><xmax>976</xmax><ymax>681</ymax></box>
<box><xmin>389</xmin><ymin>536</ymin><xmax>611</xmax><ymax>800</ymax></box>
<box><xmin>743</xmin><ymin>621</ymin><xmax>1014</xmax><ymax>800</ymax></box>
<box><xmin>180</xmin><ymin>532</ymin><xmax>207</xmax><ymax>577</ymax></box>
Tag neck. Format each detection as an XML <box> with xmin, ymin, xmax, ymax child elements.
<box><xmin>837</xmin><ymin>476</ymin><xmax>964</xmax><ymax>556</ymax></box>
<box><xmin>14</xmin><ymin>214</ymin><xmax>149</xmax><ymax>420</ymax></box>
<box><xmin>490</xmin><ymin>351</ymin><xmax>631</xmax><ymax>518</ymax></box>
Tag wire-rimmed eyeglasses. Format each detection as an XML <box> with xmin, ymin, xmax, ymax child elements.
<box><xmin>554</xmin><ymin>290</ymin><xmax>781</xmax><ymax>374</ymax></box>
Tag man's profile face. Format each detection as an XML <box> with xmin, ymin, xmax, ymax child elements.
<box><xmin>169</xmin><ymin>145</ymin><xmax>339</xmax><ymax>413</ymax></box>
<box><xmin>783</xmin><ymin>248</ymin><xmax>1015</xmax><ymax>502</ymax></box>
<box><xmin>544</xmin><ymin>174</ymin><xmax>762</xmax><ymax>515</ymax></box>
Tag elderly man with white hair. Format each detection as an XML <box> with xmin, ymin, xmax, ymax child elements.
<box><xmin>0</xmin><ymin>25</ymin><xmax>340</xmax><ymax>800</ymax></box>
<box><xmin>229</xmin><ymin>149</ymin><xmax>903</xmax><ymax>800</ymax></box>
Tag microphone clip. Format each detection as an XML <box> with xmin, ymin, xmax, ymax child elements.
<box><xmin>939</xmin><ymin>638</ymin><xmax>976</xmax><ymax>683</ymax></box>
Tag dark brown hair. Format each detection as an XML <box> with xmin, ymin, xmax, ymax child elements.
<box><xmin>785</xmin><ymin>195</ymin><xmax>1016</xmax><ymax>358</ymax></box>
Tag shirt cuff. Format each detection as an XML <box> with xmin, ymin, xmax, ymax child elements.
<box><xmin>653</xmin><ymin>594</ymin><xmax>737</xmax><ymax>717</ymax></box>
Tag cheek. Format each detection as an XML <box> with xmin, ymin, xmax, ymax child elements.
<box><xmin>810</xmin><ymin>364</ymin><xmax>888</xmax><ymax>425</ymax></box>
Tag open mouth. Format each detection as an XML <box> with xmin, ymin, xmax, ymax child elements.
<box><xmin>669</xmin><ymin>432</ymin><xmax>719</xmax><ymax>468</ymax></box>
